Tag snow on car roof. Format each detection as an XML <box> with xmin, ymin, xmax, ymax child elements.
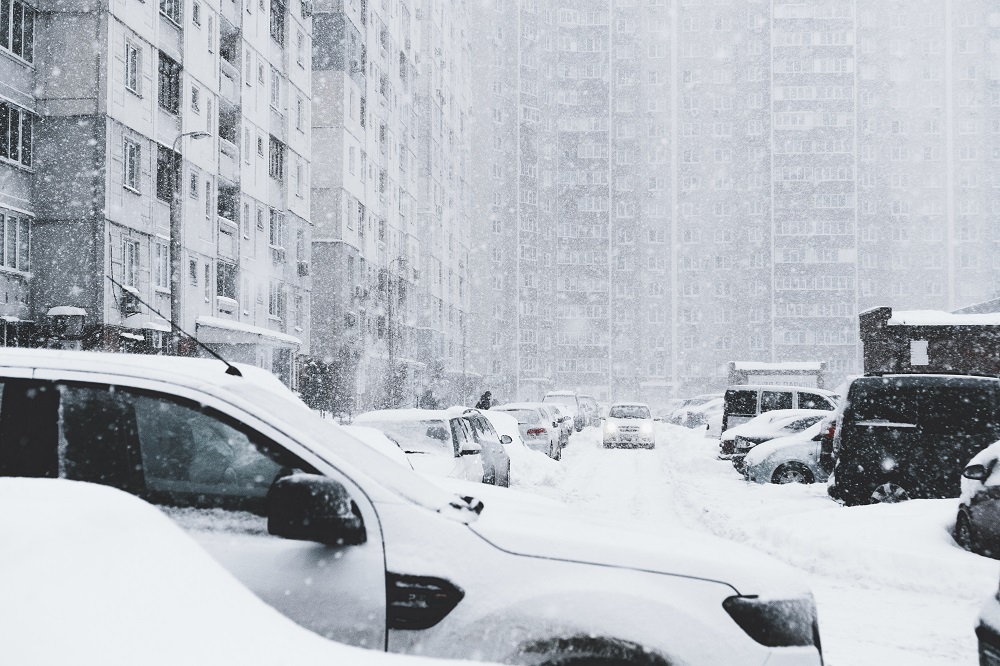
<box><xmin>1</xmin><ymin>478</ymin><xmax>476</xmax><ymax>666</ymax></box>
<box><xmin>732</xmin><ymin>361</ymin><xmax>824</xmax><ymax>371</ymax></box>
<box><xmin>610</xmin><ymin>402</ymin><xmax>650</xmax><ymax>408</ymax></box>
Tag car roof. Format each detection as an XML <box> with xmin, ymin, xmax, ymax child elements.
<box><xmin>611</xmin><ymin>402</ymin><xmax>650</xmax><ymax>408</ymax></box>
<box><xmin>854</xmin><ymin>374</ymin><xmax>1000</xmax><ymax>386</ymax></box>
<box><xmin>544</xmin><ymin>391</ymin><xmax>577</xmax><ymax>397</ymax></box>
<box><xmin>726</xmin><ymin>384</ymin><xmax>836</xmax><ymax>395</ymax></box>
<box><xmin>494</xmin><ymin>402</ymin><xmax>545</xmax><ymax>411</ymax></box>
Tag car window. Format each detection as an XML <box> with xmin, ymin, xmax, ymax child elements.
<box><xmin>781</xmin><ymin>416</ymin><xmax>824</xmax><ymax>433</ymax></box>
<box><xmin>609</xmin><ymin>405</ymin><xmax>651</xmax><ymax>419</ymax></box>
<box><xmin>847</xmin><ymin>381</ymin><xmax>918</xmax><ymax>424</ymax></box>
<box><xmin>919</xmin><ymin>385</ymin><xmax>998</xmax><ymax>435</ymax></box>
<box><xmin>449</xmin><ymin>419</ymin><xmax>469</xmax><ymax>455</ymax></box>
<box><xmin>761</xmin><ymin>391</ymin><xmax>793</xmax><ymax>412</ymax></box>
<box><xmin>498</xmin><ymin>408</ymin><xmax>541</xmax><ymax>423</ymax></box>
<box><xmin>362</xmin><ymin>419</ymin><xmax>454</xmax><ymax>456</ymax></box>
<box><xmin>57</xmin><ymin>384</ymin><xmax>315</xmax><ymax>515</ymax></box>
<box><xmin>0</xmin><ymin>380</ymin><xmax>61</xmax><ymax>480</ymax></box>
<box><xmin>798</xmin><ymin>393</ymin><xmax>831</xmax><ymax>410</ymax></box>
<box><xmin>726</xmin><ymin>390</ymin><xmax>757</xmax><ymax>415</ymax></box>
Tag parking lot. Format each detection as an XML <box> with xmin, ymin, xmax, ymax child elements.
<box><xmin>520</xmin><ymin>424</ymin><xmax>1000</xmax><ymax>666</ymax></box>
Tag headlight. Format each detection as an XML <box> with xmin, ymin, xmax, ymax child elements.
<box><xmin>604</xmin><ymin>422</ymin><xmax>617</xmax><ymax>434</ymax></box>
<box><xmin>723</xmin><ymin>595</ymin><xmax>820</xmax><ymax>648</ymax></box>
<box><xmin>640</xmin><ymin>422</ymin><xmax>653</xmax><ymax>434</ymax></box>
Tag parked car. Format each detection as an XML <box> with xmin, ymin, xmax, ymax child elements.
<box><xmin>603</xmin><ymin>402</ymin><xmax>656</xmax><ymax>449</ymax></box>
<box><xmin>2</xmin><ymin>477</ymin><xmax>481</xmax><ymax>666</ymax></box>
<box><xmin>703</xmin><ymin>399</ymin><xmax>725</xmax><ymax>437</ymax></box>
<box><xmin>545</xmin><ymin>403</ymin><xmax>574</xmax><ymax>449</ymax></box>
<box><xmin>493</xmin><ymin>402</ymin><xmax>562</xmax><ymax>460</ymax></box>
<box><xmin>829</xmin><ymin>374</ymin><xmax>1000</xmax><ymax>506</ymax></box>
<box><xmin>742</xmin><ymin>417</ymin><xmax>837</xmax><ymax>485</ymax></box>
<box><xmin>353</xmin><ymin>409</ymin><xmax>487</xmax><ymax>484</ymax></box>
<box><xmin>452</xmin><ymin>407</ymin><xmax>513</xmax><ymax>487</ymax></box>
<box><xmin>727</xmin><ymin>411</ymin><xmax>829</xmax><ymax>471</ymax></box>
<box><xmin>578</xmin><ymin>393</ymin><xmax>602</xmax><ymax>427</ymax></box>
<box><xmin>0</xmin><ymin>349</ymin><xmax>824</xmax><ymax>665</ymax></box>
<box><xmin>954</xmin><ymin>441</ymin><xmax>1000</xmax><ymax>557</ymax></box>
<box><xmin>720</xmin><ymin>409</ymin><xmax>812</xmax><ymax>456</ymax></box>
<box><xmin>542</xmin><ymin>390</ymin><xmax>585</xmax><ymax>431</ymax></box>
<box><xmin>722</xmin><ymin>385</ymin><xmax>838</xmax><ymax>433</ymax></box>
<box><xmin>670</xmin><ymin>394</ymin><xmax>724</xmax><ymax>427</ymax></box>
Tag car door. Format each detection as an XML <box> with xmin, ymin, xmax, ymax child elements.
<box><xmin>3</xmin><ymin>376</ymin><xmax>388</xmax><ymax>651</ymax></box>
<box><xmin>449</xmin><ymin>418</ymin><xmax>484</xmax><ymax>483</ymax></box>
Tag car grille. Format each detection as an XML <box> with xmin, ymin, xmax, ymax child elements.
<box><xmin>618</xmin><ymin>426</ymin><xmax>639</xmax><ymax>433</ymax></box>
<box><xmin>720</xmin><ymin>439</ymin><xmax>736</xmax><ymax>455</ymax></box>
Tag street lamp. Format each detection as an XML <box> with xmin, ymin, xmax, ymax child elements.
<box><xmin>169</xmin><ymin>130</ymin><xmax>211</xmax><ymax>353</ymax></box>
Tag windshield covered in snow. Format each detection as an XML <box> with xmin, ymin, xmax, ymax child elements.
<box><xmin>497</xmin><ymin>408</ymin><xmax>542</xmax><ymax>424</ymax></box>
<box><xmin>609</xmin><ymin>405</ymin><xmax>651</xmax><ymax>420</ymax></box>
<box><xmin>352</xmin><ymin>419</ymin><xmax>454</xmax><ymax>456</ymax></box>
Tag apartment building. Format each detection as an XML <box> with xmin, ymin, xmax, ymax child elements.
<box><xmin>309</xmin><ymin>0</ymin><xmax>473</xmax><ymax>413</ymax></box>
<box><xmin>1</xmin><ymin>0</ymin><xmax>311</xmax><ymax>386</ymax></box>
<box><xmin>475</xmin><ymin>0</ymin><xmax>1000</xmax><ymax>404</ymax></box>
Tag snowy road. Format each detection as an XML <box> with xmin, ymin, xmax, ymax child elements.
<box><xmin>513</xmin><ymin>423</ymin><xmax>1000</xmax><ymax>665</ymax></box>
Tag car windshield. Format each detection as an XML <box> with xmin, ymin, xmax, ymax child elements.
<box><xmin>609</xmin><ymin>405</ymin><xmax>651</xmax><ymax>419</ymax></box>
<box><xmin>543</xmin><ymin>395</ymin><xmax>576</xmax><ymax>408</ymax></box>
<box><xmin>355</xmin><ymin>419</ymin><xmax>454</xmax><ymax>456</ymax></box>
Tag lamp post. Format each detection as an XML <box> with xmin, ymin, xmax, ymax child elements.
<box><xmin>169</xmin><ymin>130</ymin><xmax>211</xmax><ymax>353</ymax></box>
<box><xmin>386</xmin><ymin>256</ymin><xmax>407</xmax><ymax>407</ymax></box>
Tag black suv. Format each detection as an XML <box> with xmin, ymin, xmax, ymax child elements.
<box><xmin>829</xmin><ymin>374</ymin><xmax>1000</xmax><ymax>506</ymax></box>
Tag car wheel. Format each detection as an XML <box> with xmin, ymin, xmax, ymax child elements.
<box><xmin>955</xmin><ymin>511</ymin><xmax>978</xmax><ymax>554</ymax></box>
<box><xmin>500</xmin><ymin>461</ymin><xmax>511</xmax><ymax>488</ymax></box>
<box><xmin>870</xmin><ymin>482</ymin><xmax>910</xmax><ymax>504</ymax></box>
<box><xmin>771</xmin><ymin>463</ymin><xmax>814</xmax><ymax>485</ymax></box>
<box><xmin>555</xmin><ymin>442</ymin><xmax>562</xmax><ymax>461</ymax></box>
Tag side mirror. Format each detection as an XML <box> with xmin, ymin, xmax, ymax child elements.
<box><xmin>268</xmin><ymin>474</ymin><xmax>366</xmax><ymax>546</ymax></box>
<box><xmin>963</xmin><ymin>464</ymin><xmax>990</xmax><ymax>481</ymax></box>
<box><xmin>460</xmin><ymin>439</ymin><xmax>481</xmax><ymax>456</ymax></box>
<box><xmin>500</xmin><ymin>434</ymin><xmax>512</xmax><ymax>445</ymax></box>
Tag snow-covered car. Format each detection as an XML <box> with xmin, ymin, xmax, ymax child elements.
<box><xmin>742</xmin><ymin>417</ymin><xmax>837</xmax><ymax>485</ymax></box>
<box><xmin>493</xmin><ymin>402</ymin><xmax>562</xmax><ymax>459</ymax></box>
<box><xmin>603</xmin><ymin>402</ymin><xmax>655</xmax><ymax>449</ymax></box>
<box><xmin>340</xmin><ymin>425</ymin><xmax>413</xmax><ymax>469</ymax></box>
<box><xmin>542</xmin><ymin>390</ymin><xmax>585</xmax><ymax>431</ymax></box>
<box><xmin>0</xmin><ymin>349</ymin><xmax>824</xmax><ymax>665</ymax></box>
<box><xmin>578</xmin><ymin>394</ymin><xmax>601</xmax><ymax>427</ymax></box>
<box><xmin>955</xmin><ymin>440</ymin><xmax>1000</xmax><ymax>557</ymax></box>
<box><xmin>720</xmin><ymin>409</ymin><xmax>830</xmax><ymax>465</ymax></box>
<box><xmin>545</xmin><ymin>403</ymin><xmax>574</xmax><ymax>448</ymax></box>
<box><xmin>1</xmin><ymin>477</ymin><xmax>479</xmax><ymax>666</ymax></box>
<box><xmin>730</xmin><ymin>413</ymin><xmax>828</xmax><ymax>472</ymax></box>
<box><xmin>670</xmin><ymin>394</ymin><xmax>724</xmax><ymax>427</ymax></box>
<box><xmin>722</xmin><ymin>385</ymin><xmax>838</xmax><ymax>433</ymax></box>
<box><xmin>719</xmin><ymin>409</ymin><xmax>829</xmax><ymax>458</ymax></box>
<box><xmin>703</xmin><ymin>399</ymin><xmax>725</xmax><ymax>438</ymax></box>
<box><xmin>354</xmin><ymin>409</ymin><xmax>487</xmax><ymax>484</ymax></box>
<box><xmin>451</xmin><ymin>407</ymin><xmax>513</xmax><ymax>486</ymax></box>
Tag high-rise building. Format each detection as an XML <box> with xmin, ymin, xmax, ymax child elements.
<box><xmin>0</xmin><ymin>0</ymin><xmax>311</xmax><ymax>386</ymax></box>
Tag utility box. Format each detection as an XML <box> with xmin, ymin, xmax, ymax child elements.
<box><xmin>860</xmin><ymin>306</ymin><xmax>1000</xmax><ymax>376</ymax></box>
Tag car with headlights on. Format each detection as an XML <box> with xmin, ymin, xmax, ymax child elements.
<box><xmin>603</xmin><ymin>402</ymin><xmax>656</xmax><ymax>449</ymax></box>
<box><xmin>742</xmin><ymin>417</ymin><xmax>837</xmax><ymax>485</ymax></box>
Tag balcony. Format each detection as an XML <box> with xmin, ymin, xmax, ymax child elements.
<box><xmin>218</xmin><ymin>142</ymin><xmax>239</xmax><ymax>184</ymax></box>
<box><xmin>220</xmin><ymin>0</ymin><xmax>241</xmax><ymax>29</ymax></box>
<box><xmin>220</xmin><ymin>61</ymin><xmax>241</xmax><ymax>105</ymax></box>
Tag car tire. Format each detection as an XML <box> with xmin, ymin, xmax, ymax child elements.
<box><xmin>771</xmin><ymin>462</ymin><xmax>814</xmax><ymax>485</ymax></box>
<box><xmin>869</xmin><ymin>481</ymin><xmax>910</xmax><ymax>504</ymax></box>
<box><xmin>554</xmin><ymin>442</ymin><xmax>562</xmax><ymax>461</ymax></box>
<box><xmin>500</xmin><ymin>461</ymin><xmax>511</xmax><ymax>488</ymax></box>
<box><xmin>955</xmin><ymin>510</ymin><xmax>978</xmax><ymax>554</ymax></box>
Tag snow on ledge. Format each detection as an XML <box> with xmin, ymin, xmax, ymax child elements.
<box><xmin>196</xmin><ymin>316</ymin><xmax>302</xmax><ymax>346</ymax></box>
<box><xmin>887</xmin><ymin>310</ymin><xmax>1000</xmax><ymax>326</ymax></box>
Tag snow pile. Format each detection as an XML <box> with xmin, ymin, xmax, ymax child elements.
<box><xmin>0</xmin><ymin>478</ymin><xmax>479</xmax><ymax>666</ymax></box>
<box><xmin>661</xmin><ymin>425</ymin><xmax>1000</xmax><ymax>600</ymax></box>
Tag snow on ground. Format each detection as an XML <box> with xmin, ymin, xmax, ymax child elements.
<box><xmin>516</xmin><ymin>423</ymin><xmax>999</xmax><ymax>666</ymax></box>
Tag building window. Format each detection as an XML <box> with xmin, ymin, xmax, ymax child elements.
<box><xmin>189</xmin><ymin>257</ymin><xmax>198</xmax><ymax>285</ymax></box>
<box><xmin>189</xmin><ymin>171</ymin><xmax>198</xmax><ymax>198</ymax></box>
<box><xmin>269</xmin><ymin>0</ymin><xmax>285</xmax><ymax>45</ymax></box>
<box><xmin>207</xmin><ymin>16</ymin><xmax>214</xmax><ymax>52</ymax></box>
<box><xmin>154</xmin><ymin>242</ymin><xmax>169</xmax><ymax>290</ymax></box>
<box><xmin>205</xmin><ymin>180</ymin><xmax>212</xmax><ymax>217</ymax></box>
<box><xmin>122</xmin><ymin>239</ymin><xmax>140</xmax><ymax>287</ymax></box>
<box><xmin>257</xmin><ymin>135</ymin><xmax>264</xmax><ymax>156</ymax></box>
<box><xmin>0</xmin><ymin>100</ymin><xmax>33</xmax><ymax>168</ymax></box>
<box><xmin>270</xmin><ymin>67</ymin><xmax>280</xmax><ymax>108</ymax></box>
<box><xmin>0</xmin><ymin>211</ymin><xmax>30</xmax><ymax>272</ymax></box>
<box><xmin>268</xmin><ymin>136</ymin><xmax>284</xmax><ymax>180</ymax></box>
<box><xmin>296</xmin><ymin>30</ymin><xmax>305</xmax><ymax>66</ymax></box>
<box><xmin>295</xmin><ymin>95</ymin><xmax>304</xmax><ymax>130</ymax></box>
<box><xmin>123</xmin><ymin>138</ymin><xmax>141</xmax><ymax>192</ymax></box>
<box><xmin>125</xmin><ymin>41</ymin><xmax>142</xmax><ymax>95</ymax></box>
<box><xmin>216</xmin><ymin>261</ymin><xmax>237</xmax><ymax>299</ymax></box>
<box><xmin>204</xmin><ymin>263</ymin><xmax>211</xmax><ymax>301</ymax></box>
<box><xmin>268</xmin><ymin>209</ymin><xmax>286</xmax><ymax>249</ymax></box>
<box><xmin>192</xmin><ymin>1</ymin><xmax>201</xmax><ymax>25</ymax></box>
<box><xmin>268</xmin><ymin>281</ymin><xmax>285</xmax><ymax>319</ymax></box>
<box><xmin>1</xmin><ymin>0</ymin><xmax>36</xmax><ymax>62</ymax></box>
<box><xmin>159</xmin><ymin>0</ymin><xmax>182</xmax><ymax>25</ymax></box>
<box><xmin>158</xmin><ymin>52</ymin><xmax>181</xmax><ymax>114</ymax></box>
<box><xmin>156</xmin><ymin>145</ymin><xmax>176</xmax><ymax>202</ymax></box>
<box><xmin>191</xmin><ymin>85</ymin><xmax>200</xmax><ymax>113</ymax></box>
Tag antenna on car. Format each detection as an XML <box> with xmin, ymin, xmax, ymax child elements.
<box><xmin>105</xmin><ymin>275</ymin><xmax>242</xmax><ymax>377</ymax></box>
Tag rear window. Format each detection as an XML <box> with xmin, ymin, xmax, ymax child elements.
<box><xmin>761</xmin><ymin>391</ymin><xmax>793</xmax><ymax>412</ymax></box>
<box><xmin>360</xmin><ymin>419</ymin><xmax>454</xmax><ymax>456</ymax></box>
<box><xmin>846</xmin><ymin>380</ymin><xmax>919</xmax><ymax>424</ymax></box>
<box><xmin>798</xmin><ymin>393</ymin><xmax>833</xmax><ymax>410</ymax></box>
<box><xmin>726</xmin><ymin>390</ymin><xmax>757</xmax><ymax>415</ymax></box>
<box><xmin>609</xmin><ymin>405</ymin><xmax>651</xmax><ymax>419</ymax></box>
<box><xmin>498</xmin><ymin>408</ymin><xmax>541</xmax><ymax>424</ymax></box>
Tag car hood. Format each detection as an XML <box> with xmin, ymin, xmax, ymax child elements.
<box><xmin>468</xmin><ymin>498</ymin><xmax>810</xmax><ymax>598</ymax></box>
<box><xmin>744</xmin><ymin>425</ymin><xmax>820</xmax><ymax>468</ymax></box>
